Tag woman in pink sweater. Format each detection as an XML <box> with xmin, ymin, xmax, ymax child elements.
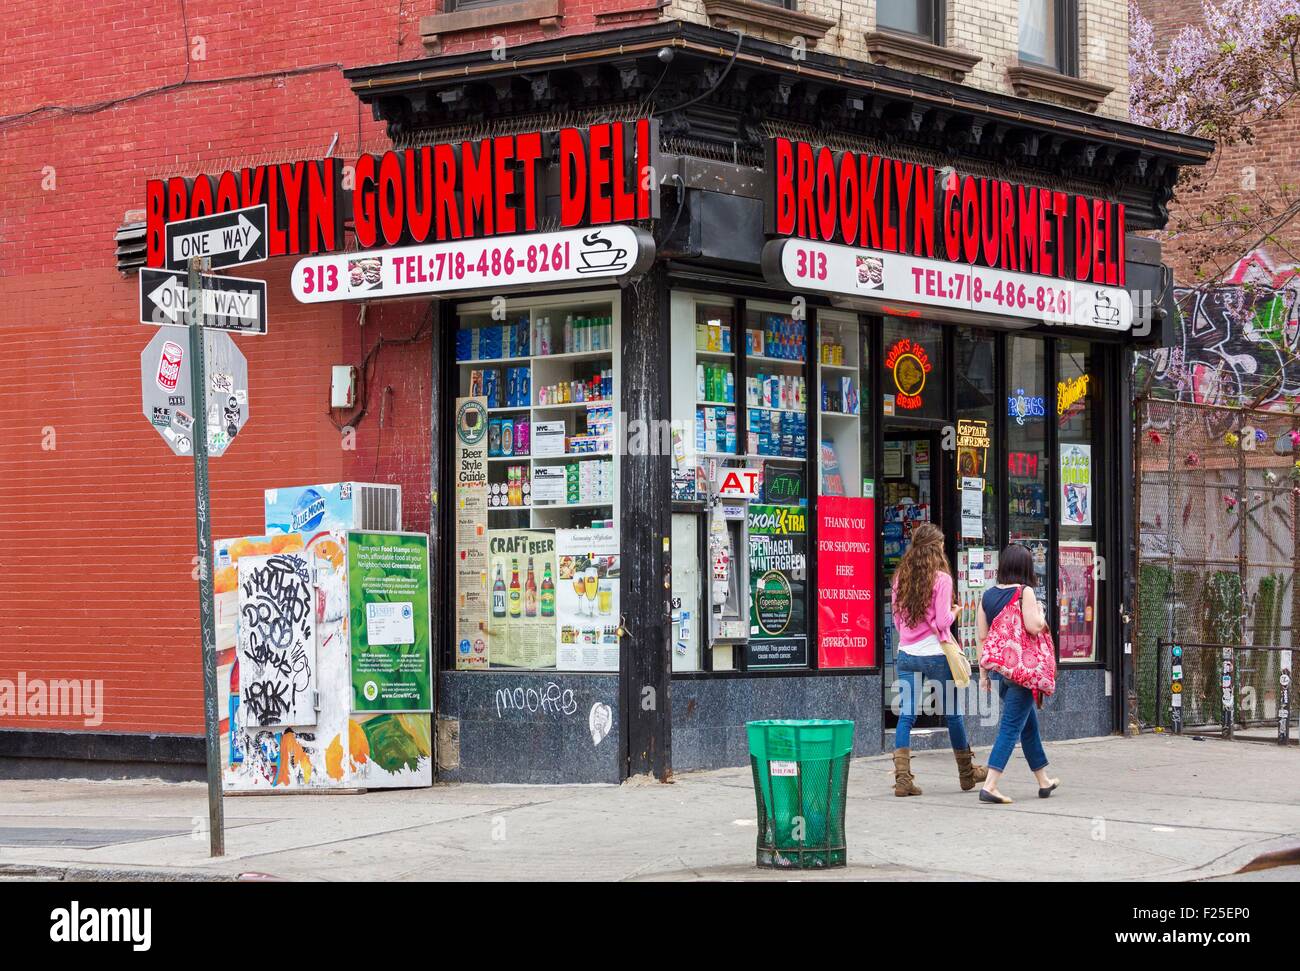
<box><xmin>890</xmin><ymin>523</ymin><xmax>987</xmax><ymax>796</ymax></box>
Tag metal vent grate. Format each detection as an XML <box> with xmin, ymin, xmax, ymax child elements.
<box><xmin>115</xmin><ymin>219</ymin><xmax>147</xmax><ymax>275</ymax></box>
<box><xmin>356</xmin><ymin>483</ymin><xmax>402</xmax><ymax>531</ymax></box>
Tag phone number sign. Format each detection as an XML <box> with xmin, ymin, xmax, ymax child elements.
<box><xmin>291</xmin><ymin>226</ymin><xmax>653</xmax><ymax>303</ymax></box>
<box><xmin>762</xmin><ymin>238</ymin><xmax>1133</xmax><ymax>332</ymax></box>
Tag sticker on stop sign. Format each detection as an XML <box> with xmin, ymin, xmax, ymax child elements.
<box><xmin>141</xmin><ymin>329</ymin><xmax>249</xmax><ymax>457</ymax></box>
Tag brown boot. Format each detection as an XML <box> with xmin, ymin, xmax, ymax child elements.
<box><xmin>954</xmin><ymin>748</ymin><xmax>988</xmax><ymax>791</ymax></box>
<box><xmin>893</xmin><ymin>748</ymin><xmax>922</xmax><ymax>797</ymax></box>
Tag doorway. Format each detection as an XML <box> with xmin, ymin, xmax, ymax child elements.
<box><xmin>881</xmin><ymin>423</ymin><xmax>950</xmax><ymax>729</ymax></box>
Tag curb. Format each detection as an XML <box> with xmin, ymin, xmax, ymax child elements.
<box><xmin>0</xmin><ymin>863</ymin><xmax>242</xmax><ymax>883</ymax></box>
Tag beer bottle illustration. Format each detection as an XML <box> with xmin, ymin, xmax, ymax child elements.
<box><xmin>525</xmin><ymin>556</ymin><xmax>538</xmax><ymax>617</ymax></box>
<box><xmin>508</xmin><ymin>558</ymin><xmax>522</xmax><ymax>618</ymax></box>
<box><xmin>492</xmin><ymin>564</ymin><xmax>507</xmax><ymax>618</ymax></box>
<box><xmin>540</xmin><ymin>562</ymin><xmax>556</xmax><ymax>616</ymax></box>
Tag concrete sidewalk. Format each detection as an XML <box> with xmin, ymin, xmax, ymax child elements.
<box><xmin>0</xmin><ymin>734</ymin><xmax>1296</xmax><ymax>881</ymax></box>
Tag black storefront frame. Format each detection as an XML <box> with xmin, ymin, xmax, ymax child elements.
<box><xmin>427</xmin><ymin>273</ymin><xmax>1134</xmax><ymax>786</ymax></box>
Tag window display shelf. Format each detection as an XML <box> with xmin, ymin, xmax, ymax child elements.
<box><xmin>817</xmin><ymin>311</ymin><xmax>864</xmax><ymax>502</ymax></box>
<box><xmin>696</xmin><ymin>399</ymin><xmax>736</xmax><ymax>408</ymax></box>
<box><xmin>747</xmin><ymin>353</ymin><xmax>805</xmax><ymax>367</ymax></box>
<box><xmin>459</xmin><ymin>350</ymin><xmax>615</xmax><ymax>366</ymax></box>
<box><xmin>749</xmin><ymin>404</ymin><xmax>803</xmax><ymax>415</ymax></box>
<box><xmin>533</xmin><ymin>399</ymin><xmax>614</xmax><ymax>410</ymax></box>
<box><xmin>458</xmin><ymin>353</ymin><xmax>531</xmax><ymax>364</ymax></box>
<box><xmin>531</xmin><ymin>452</ymin><xmax>614</xmax><ymax>462</ymax></box>
<box><xmin>531</xmin><ymin>500</ymin><xmax>614</xmax><ymax>510</ymax></box>
<box><xmin>747</xmin><ymin>452</ymin><xmax>806</xmax><ymax>463</ymax></box>
<box><xmin>532</xmin><ymin>349</ymin><xmax>613</xmax><ymax>364</ymax></box>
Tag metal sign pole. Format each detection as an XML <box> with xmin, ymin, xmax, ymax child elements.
<box><xmin>187</xmin><ymin>255</ymin><xmax>225</xmax><ymax>857</ymax></box>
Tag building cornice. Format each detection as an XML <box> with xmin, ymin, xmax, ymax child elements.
<box><xmin>863</xmin><ymin>30</ymin><xmax>981</xmax><ymax>82</ymax></box>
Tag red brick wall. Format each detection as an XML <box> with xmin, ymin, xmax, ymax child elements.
<box><xmin>0</xmin><ymin>0</ymin><xmax>654</xmax><ymax>735</ymax></box>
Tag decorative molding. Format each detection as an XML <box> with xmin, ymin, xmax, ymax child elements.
<box><xmin>1006</xmin><ymin>61</ymin><xmax>1114</xmax><ymax>113</ymax></box>
<box><xmin>594</xmin><ymin>0</ymin><xmax>667</xmax><ymax>21</ymax></box>
<box><xmin>863</xmin><ymin>30</ymin><xmax>981</xmax><ymax>82</ymax></box>
<box><xmin>702</xmin><ymin>0</ymin><xmax>835</xmax><ymax>41</ymax></box>
<box><xmin>421</xmin><ymin>0</ymin><xmax>562</xmax><ymax>52</ymax></box>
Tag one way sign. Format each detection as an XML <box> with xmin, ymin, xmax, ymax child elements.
<box><xmin>165</xmin><ymin>204</ymin><xmax>267</xmax><ymax>271</ymax></box>
<box><xmin>139</xmin><ymin>268</ymin><xmax>268</xmax><ymax>335</ymax></box>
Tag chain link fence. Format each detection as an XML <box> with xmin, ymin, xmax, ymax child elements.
<box><xmin>1135</xmin><ymin>398</ymin><xmax>1299</xmax><ymax>741</ymax></box>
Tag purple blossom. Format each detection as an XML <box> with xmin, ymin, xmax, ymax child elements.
<box><xmin>1130</xmin><ymin>0</ymin><xmax>1300</xmax><ymax>134</ymax></box>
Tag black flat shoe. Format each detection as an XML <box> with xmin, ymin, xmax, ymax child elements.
<box><xmin>1038</xmin><ymin>779</ymin><xmax>1060</xmax><ymax>799</ymax></box>
<box><xmin>979</xmin><ymin>789</ymin><xmax>1013</xmax><ymax>804</ymax></box>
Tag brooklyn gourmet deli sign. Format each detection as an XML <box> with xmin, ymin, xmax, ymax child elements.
<box><xmin>144</xmin><ymin>120</ymin><xmax>658</xmax><ymax>300</ymax></box>
<box><xmin>760</xmin><ymin>137</ymin><xmax>1134</xmax><ymax>331</ymax></box>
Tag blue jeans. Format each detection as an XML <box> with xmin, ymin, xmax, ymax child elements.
<box><xmin>894</xmin><ymin>651</ymin><xmax>969</xmax><ymax>751</ymax></box>
<box><xmin>987</xmin><ymin>677</ymin><xmax>1049</xmax><ymax>773</ymax></box>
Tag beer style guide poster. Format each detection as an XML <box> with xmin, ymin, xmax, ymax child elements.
<box><xmin>454</xmin><ymin>397</ymin><xmax>491</xmax><ymax>669</ymax></box>
<box><xmin>348</xmin><ymin>532</ymin><xmax>433</xmax><ymax>712</ymax></box>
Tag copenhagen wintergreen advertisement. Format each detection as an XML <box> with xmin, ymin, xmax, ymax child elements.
<box><xmin>349</xmin><ymin>531</ymin><xmax>432</xmax><ymax>712</ymax></box>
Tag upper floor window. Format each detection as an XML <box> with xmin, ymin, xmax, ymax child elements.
<box><xmin>877</xmin><ymin>0</ymin><xmax>942</xmax><ymax>44</ymax></box>
<box><xmin>1019</xmin><ymin>0</ymin><xmax>1077</xmax><ymax>74</ymax></box>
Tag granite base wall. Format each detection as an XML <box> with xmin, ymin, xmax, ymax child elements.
<box><xmin>437</xmin><ymin>671</ymin><xmax>620</xmax><ymax>784</ymax></box>
<box><xmin>670</xmin><ymin>674</ymin><xmax>883</xmax><ymax>773</ymax></box>
<box><xmin>438</xmin><ymin>667</ymin><xmax>1109</xmax><ymax>781</ymax></box>
<box><xmin>669</xmin><ymin>668</ymin><xmax>1111</xmax><ymax>773</ymax></box>
<box><xmin>888</xmin><ymin>667</ymin><xmax>1113</xmax><ymax>752</ymax></box>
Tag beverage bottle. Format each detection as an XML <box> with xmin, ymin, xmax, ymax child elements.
<box><xmin>492</xmin><ymin>565</ymin><xmax>507</xmax><ymax>618</ymax></box>
<box><xmin>508</xmin><ymin>559</ymin><xmax>522</xmax><ymax>618</ymax></box>
<box><xmin>525</xmin><ymin>556</ymin><xmax>538</xmax><ymax>617</ymax></box>
<box><xmin>540</xmin><ymin>563</ymin><xmax>556</xmax><ymax>616</ymax></box>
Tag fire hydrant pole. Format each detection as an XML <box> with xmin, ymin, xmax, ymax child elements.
<box><xmin>187</xmin><ymin>254</ymin><xmax>225</xmax><ymax>857</ymax></box>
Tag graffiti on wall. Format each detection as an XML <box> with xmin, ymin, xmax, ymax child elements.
<box><xmin>237</xmin><ymin>553</ymin><xmax>317</xmax><ymax>727</ymax></box>
<box><xmin>1136</xmin><ymin>252</ymin><xmax>1300</xmax><ymax>410</ymax></box>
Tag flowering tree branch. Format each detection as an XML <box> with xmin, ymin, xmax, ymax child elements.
<box><xmin>1131</xmin><ymin>1</ymin><xmax>1300</xmax><ymax>283</ymax></box>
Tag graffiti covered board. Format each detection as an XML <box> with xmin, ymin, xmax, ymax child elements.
<box><xmin>216</xmin><ymin>531</ymin><xmax>433</xmax><ymax>791</ymax></box>
<box><xmin>236</xmin><ymin>552</ymin><xmax>318</xmax><ymax>728</ymax></box>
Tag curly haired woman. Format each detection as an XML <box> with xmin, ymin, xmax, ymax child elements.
<box><xmin>889</xmin><ymin>523</ymin><xmax>987</xmax><ymax>796</ymax></box>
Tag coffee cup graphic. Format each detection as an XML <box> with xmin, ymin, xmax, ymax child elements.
<box><xmin>1092</xmin><ymin>290</ymin><xmax>1120</xmax><ymax>324</ymax></box>
<box><xmin>578</xmin><ymin>232</ymin><xmax>630</xmax><ymax>273</ymax></box>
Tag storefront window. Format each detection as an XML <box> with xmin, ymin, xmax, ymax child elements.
<box><xmin>670</xmin><ymin>293</ymin><xmax>743</xmax><ymax>672</ymax></box>
<box><xmin>953</xmin><ymin>329</ymin><xmax>999</xmax><ymax>657</ymax></box>
<box><xmin>1056</xmin><ymin>338</ymin><xmax>1098</xmax><ymax>663</ymax></box>
<box><xmin>743</xmin><ymin>300</ymin><xmax>810</xmax><ymax>670</ymax></box>
<box><xmin>882</xmin><ymin>317</ymin><xmax>944</xmax><ymax>422</ymax></box>
<box><xmin>818</xmin><ymin>311</ymin><xmax>876</xmax><ymax>668</ymax></box>
<box><xmin>452</xmin><ymin>292</ymin><xmax>621</xmax><ymax>671</ymax></box>
<box><xmin>1007</xmin><ymin>334</ymin><xmax>1049</xmax><ymax>600</ymax></box>
<box><xmin>666</xmin><ymin>294</ymin><xmax>814</xmax><ymax>672</ymax></box>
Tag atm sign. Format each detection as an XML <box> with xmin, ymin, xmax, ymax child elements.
<box><xmin>715</xmin><ymin>468</ymin><xmax>762</xmax><ymax>500</ymax></box>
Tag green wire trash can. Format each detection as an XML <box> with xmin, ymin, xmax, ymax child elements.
<box><xmin>747</xmin><ymin>719</ymin><xmax>854</xmax><ymax>869</ymax></box>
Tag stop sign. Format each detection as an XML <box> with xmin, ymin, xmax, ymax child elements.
<box><xmin>141</xmin><ymin>328</ymin><xmax>249</xmax><ymax>457</ymax></box>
